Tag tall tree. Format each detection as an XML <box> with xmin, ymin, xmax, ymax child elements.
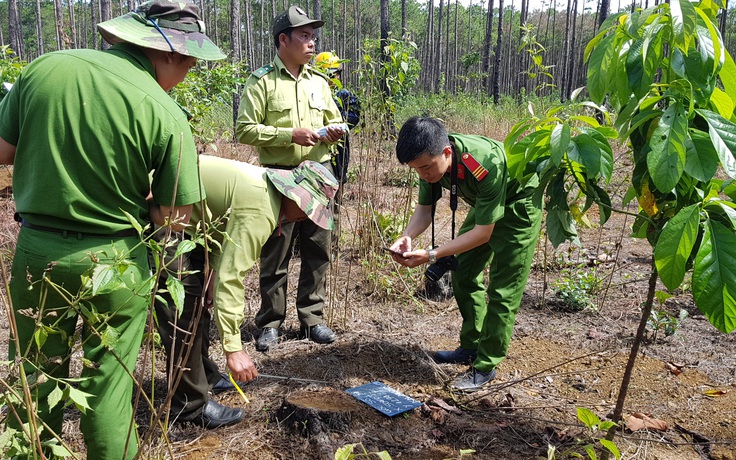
<box><xmin>401</xmin><ymin>0</ymin><xmax>407</xmax><ymax>38</ymax></box>
<box><xmin>35</xmin><ymin>0</ymin><xmax>44</xmax><ymax>56</ymax></box>
<box><xmin>313</xmin><ymin>0</ymin><xmax>322</xmax><ymax>42</ymax></box>
<box><xmin>8</xmin><ymin>0</ymin><xmax>23</xmax><ymax>58</ymax></box>
<box><xmin>68</xmin><ymin>0</ymin><xmax>78</xmax><ymax>49</ymax></box>
<box><xmin>482</xmin><ymin>0</ymin><xmax>494</xmax><ymax>94</ymax></box>
<box><xmin>492</xmin><ymin>0</ymin><xmax>503</xmax><ymax>101</ymax></box>
<box><xmin>436</xmin><ymin>0</ymin><xmax>444</xmax><ymax>90</ymax></box>
<box><xmin>54</xmin><ymin>0</ymin><xmax>66</xmax><ymax>50</ymax></box>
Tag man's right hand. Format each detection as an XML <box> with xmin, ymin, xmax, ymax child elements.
<box><xmin>226</xmin><ymin>350</ymin><xmax>258</xmax><ymax>382</ymax></box>
<box><xmin>292</xmin><ymin>128</ymin><xmax>322</xmax><ymax>146</ymax></box>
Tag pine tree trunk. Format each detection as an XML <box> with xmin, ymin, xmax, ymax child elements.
<box><xmin>313</xmin><ymin>0</ymin><xmax>322</xmax><ymax>43</ymax></box>
<box><xmin>436</xmin><ymin>0</ymin><xmax>444</xmax><ymax>91</ymax></box>
<box><xmin>8</xmin><ymin>0</ymin><xmax>23</xmax><ymax>58</ymax></box>
<box><xmin>68</xmin><ymin>0</ymin><xmax>78</xmax><ymax>49</ymax></box>
<box><xmin>35</xmin><ymin>0</ymin><xmax>45</xmax><ymax>57</ymax></box>
<box><xmin>401</xmin><ymin>0</ymin><xmax>407</xmax><ymax>38</ymax></box>
<box><xmin>482</xmin><ymin>0</ymin><xmax>494</xmax><ymax>95</ymax></box>
<box><xmin>492</xmin><ymin>0</ymin><xmax>503</xmax><ymax>102</ymax></box>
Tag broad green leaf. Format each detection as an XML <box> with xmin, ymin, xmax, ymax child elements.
<box><xmin>375</xmin><ymin>452</ymin><xmax>392</xmax><ymax>460</ymax></box>
<box><xmin>66</xmin><ymin>385</ymin><xmax>93</xmax><ymax>414</ymax></box>
<box><xmin>570</xmin><ymin>135</ymin><xmax>602</xmax><ymax>177</ymax></box>
<box><xmin>695</xmin><ymin>7</ymin><xmax>724</xmax><ymax>75</ymax></box>
<box><xmin>699</xmin><ymin>0</ymin><xmax>722</xmax><ymax>18</ymax></box>
<box><xmin>34</xmin><ymin>327</ymin><xmax>48</xmax><ymax>351</ymax></box>
<box><xmin>599</xmin><ymin>439</ymin><xmax>622</xmax><ymax>460</ymax></box>
<box><xmin>166</xmin><ymin>276</ymin><xmax>186</xmax><ymax>316</ymax></box>
<box><xmin>590</xmin><ymin>182</ymin><xmax>613</xmax><ymax>225</ymax></box>
<box><xmin>334</xmin><ymin>444</ymin><xmax>356</xmax><ymax>460</ymax></box>
<box><xmin>587</xmin><ymin>34</ymin><xmax>616</xmax><ymax>103</ymax></box>
<box><xmin>580</xmin><ymin>127</ymin><xmax>615</xmax><ymax>183</ymax></box>
<box><xmin>549</xmin><ymin>124</ymin><xmax>570</xmax><ymax>166</ymax></box>
<box><xmin>546</xmin><ymin>209</ymin><xmax>579</xmax><ymax>248</ymax></box>
<box><xmin>692</xmin><ymin>219</ymin><xmax>736</xmax><ymax>333</ymax></box>
<box><xmin>45</xmin><ymin>441</ymin><xmax>72</xmax><ymax>457</ymax></box>
<box><xmin>91</xmin><ymin>264</ymin><xmax>123</xmax><ymax>296</ymax></box>
<box><xmin>655</xmin><ymin>204</ymin><xmax>700</xmax><ymax>291</ymax></box>
<box><xmin>121</xmin><ymin>209</ymin><xmax>143</xmax><ymax>236</ymax></box>
<box><xmin>584</xmin><ymin>444</ymin><xmax>598</xmax><ymax>460</ymax></box>
<box><xmin>626</xmin><ymin>38</ymin><xmax>647</xmax><ymax>98</ymax></box>
<box><xmin>709</xmin><ymin>88</ymin><xmax>735</xmax><ymax>123</ymax></box>
<box><xmin>47</xmin><ymin>384</ymin><xmax>64</xmax><ymax>410</ymax></box>
<box><xmin>684</xmin><ymin>129</ymin><xmax>719</xmax><ymax>182</ymax></box>
<box><xmin>696</xmin><ymin>109</ymin><xmax>736</xmax><ymax>178</ymax></box>
<box><xmin>718</xmin><ymin>51</ymin><xmax>736</xmax><ymax>105</ymax></box>
<box><xmin>671</xmin><ymin>0</ymin><xmax>697</xmax><ymax>51</ymax></box>
<box><xmin>173</xmin><ymin>239</ymin><xmax>197</xmax><ymax>259</ymax></box>
<box><xmin>648</xmin><ymin>102</ymin><xmax>688</xmax><ymax>192</ymax></box>
<box><xmin>577</xmin><ymin>407</ymin><xmax>601</xmax><ymax>428</ymax></box>
<box><xmin>101</xmin><ymin>326</ymin><xmax>120</xmax><ymax>350</ymax></box>
<box><xmin>703</xmin><ymin>200</ymin><xmax>736</xmax><ymax>228</ymax></box>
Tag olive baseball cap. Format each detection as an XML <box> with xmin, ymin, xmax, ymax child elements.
<box><xmin>97</xmin><ymin>0</ymin><xmax>226</xmax><ymax>61</ymax></box>
<box><xmin>272</xmin><ymin>6</ymin><xmax>324</xmax><ymax>40</ymax></box>
<box><xmin>266</xmin><ymin>161</ymin><xmax>338</xmax><ymax>230</ymax></box>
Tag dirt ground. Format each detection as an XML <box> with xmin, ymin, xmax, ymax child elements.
<box><xmin>1</xmin><ymin>141</ymin><xmax>735</xmax><ymax>460</ymax></box>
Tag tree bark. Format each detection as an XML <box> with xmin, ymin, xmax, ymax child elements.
<box><xmin>492</xmin><ymin>0</ymin><xmax>503</xmax><ymax>102</ymax></box>
<box><xmin>401</xmin><ymin>0</ymin><xmax>408</xmax><ymax>38</ymax></box>
<box><xmin>35</xmin><ymin>0</ymin><xmax>44</xmax><ymax>57</ymax></box>
<box><xmin>8</xmin><ymin>0</ymin><xmax>23</xmax><ymax>58</ymax></box>
<box><xmin>68</xmin><ymin>0</ymin><xmax>78</xmax><ymax>49</ymax></box>
<box><xmin>436</xmin><ymin>0</ymin><xmax>444</xmax><ymax>91</ymax></box>
<box><xmin>482</xmin><ymin>0</ymin><xmax>494</xmax><ymax>95</ymax></box>
<box><xmin>313</xmin><ymin>0</ymin><xmax>322</xmax><ymax>44</ymax></box>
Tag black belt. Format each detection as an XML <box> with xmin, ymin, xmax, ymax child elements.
<box><xmin>19</xmin><ymin>220</ymin><xmax>138</xmax><ymax>238</ymax></box>
<box><xmin>262</xmin><ymin>164</ymin><xmax>295</xmax><ymax>170</ymax></box>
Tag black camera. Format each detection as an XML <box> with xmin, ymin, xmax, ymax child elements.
<box><xmin>425</xmin><ymin>255</ymin><xmax>460</xmax><ymax>282</ymax></box>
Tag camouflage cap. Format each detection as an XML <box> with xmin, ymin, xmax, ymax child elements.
<box><xmin>272</xmin><ymin>6</ymin><xmax>324</xmax><ymax>40</ymax></box>
<box><xmin>266</xmin><ymin>161</ymin><xmax>338</xmax><ymax>230</ymax></box>
<box><xmin>97</xmin><ymin>0</ymin><xmax>226</xmax><ymax>61</ymax></box>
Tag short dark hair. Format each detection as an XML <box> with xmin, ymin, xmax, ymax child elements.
<box><xmin>396</xmin><ymin>116</ymin><xmax>450</xmax><ymax>164</ymax></box>
<box><xmin>274</xmin><ymin>28</ymin><xmax>293</xmax><ymax>49</ymax></box>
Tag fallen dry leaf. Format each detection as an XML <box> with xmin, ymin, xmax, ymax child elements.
<box><xmin>627</xmin><ymin>412</ymin><xmax>668</xmax><ymax>431</ymax></box>
<box><xmin>665</xmin><ymin>361</ymin><xmax>684</xmax><ymax>376</ymax></box>
<box><xmin>428</xmin><ymin>397</ymin><xmax>462</xmax><ymax>414</ymax></box>
<box><xmin>703</xmin><ymin>389</ymin><xmax>728</xmax><ymax>398</ymax></box>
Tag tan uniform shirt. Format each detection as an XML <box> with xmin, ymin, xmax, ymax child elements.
<box><xmin>236</xmin><ymin>55</ymin><xmax>343</xmax><ymax>166</ymax></box>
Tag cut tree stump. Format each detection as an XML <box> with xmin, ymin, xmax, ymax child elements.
<box><xmin>276</xmin><ymin>388</ymin><xmax>363</xmax><ymax>436</ymax></box>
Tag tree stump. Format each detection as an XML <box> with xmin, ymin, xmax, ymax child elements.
<box><xmin>276</xmin><ymin>388</ymin><xmax>362</xmax><ymax>436</ymax></box>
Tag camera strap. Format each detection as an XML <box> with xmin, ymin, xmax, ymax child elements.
<box><xmin>430</xmin><ymin>147</ymin><xmax>458</xmax><ymax>248</ymax></box>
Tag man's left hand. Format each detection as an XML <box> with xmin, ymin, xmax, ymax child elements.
<box><xmin>394</xmin><ymin>249</ymin><xmax>430</xmax><ymax>268</ymax></box>
<box><xmin>323</xmin><ymin>125</ymin><xmax>344</xmax><ymax>143</ymax></box>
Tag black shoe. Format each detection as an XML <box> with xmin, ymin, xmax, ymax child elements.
<box><xmin>210</xmin><ymin>372</ymin><xmax>235</xmax><ymax>395</ymax></box>
<box><xmin>433</xmin><ymin>347</ymin><xmax>478</xmax><ymax>364</ymax></box>
<box><xmin>301</xmin><ymin>324</ymin><xmax>337</xmax><ymax>344</ymax></box>
<box><xmin>189</xmin><ymin>400</ymin><xmax>244</xmax><ymax>429</ymax></box>
<box><xmin>452</xmin><ymin>367</ymin><xmax>496</xmax><ymax>392</ymax></box>
<box><xmin>255</xmin><ymin>327</ymin><xmax>279</xmax><ymax>352</ymax></box>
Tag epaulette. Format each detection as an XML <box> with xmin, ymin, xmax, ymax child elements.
<box><xmin>252</xmin><ymin>64</ymin><xmax>274</xmax><ymax>79</ymax></box>
<box><xmin>460</xmin><ymin>152</ymin><xmax>489</xmax><ymax>181</ymax></box>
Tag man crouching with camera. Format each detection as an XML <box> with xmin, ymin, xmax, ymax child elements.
<box><xmin>388</xmin><ymin>116</ymin><xmax>543</xmax><ymax>391</ymax></box>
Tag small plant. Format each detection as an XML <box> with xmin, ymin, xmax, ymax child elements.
<box><xmin>335</xmin><ymin>443</ymin><xmax>391</xmax><ymax>460</ymax></box>
<box><xmin>646</xmin><ymin>291</ymin><xmax>689</xmax><ymax>341</ymax></box>
<box><xmin>551</xmin><ymin>266</ymin><xmax>603</xmax><ymax>312</ymax></box>
<box><xmin>547</xmin><ymin>408</ymin><xmax>621</xmax><ymax>460</ymax></box>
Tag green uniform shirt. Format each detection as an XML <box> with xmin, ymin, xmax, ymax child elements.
<box><xmin>191</xmin><ymin>155</ymin><xmax>281</xmax><ymax>352</ymax></box>
<box><xmin>418</xmin><ymin>134</ymin><xmax>537</xmax><ymax>225</ymax></box>
<box><xmin>235</xmin><ymin>55</ymin><xmax>343</xmax><ymax>167</ymax></box>
<box><xmin>0</xmin><ymin>44</ymin><xmax>201</xmax><ymax>233</ymax></box>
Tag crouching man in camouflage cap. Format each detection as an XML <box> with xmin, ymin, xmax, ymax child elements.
<box><xmin>0</xmin><ymin>1</ymin><xmax>223</xmax><ymax>458</ymax></box>
<box><xmin>151</xmin><ymin>156</ymin><xmax>338</xmax><ymax>427</ymax></box>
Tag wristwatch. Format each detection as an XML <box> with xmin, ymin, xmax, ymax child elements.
<box><xmin>428</xmin><ymin>249</ymin><xmax>437</xmax><ymax>264</ymax></box>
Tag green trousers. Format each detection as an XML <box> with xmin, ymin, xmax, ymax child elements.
<box><xmin>9</xmin><ymin>228</ymin><xmax>149</xmax><ymax>460</ymax></box>
<box><xmin>452</xmin><ymin>194</ymin><xmax>542</xmax><ymax>373</ymax></box>
<box><xmin>257</xmin><ymin>218</ymin><xmax>331</xmax><ymax>329</ymax></box>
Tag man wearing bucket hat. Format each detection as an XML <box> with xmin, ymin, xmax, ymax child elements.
<box><xmin>236</xmin><ymin>6</ymin><xmax>344</xmax><ymax>352</ymax></box>
<box><xmin>153</xmin><ymin>155</ymin><xmax>338</xmax><ymax>427</ymax></box>
<box><xmin>0</xmin><ymin>1</ymin><xmax>223</xmax><ymax>457</ymax></box>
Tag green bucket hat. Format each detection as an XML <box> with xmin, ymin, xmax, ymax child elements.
<box><xmin>97</xmin><ymin>0</ymin><xmax>226</xmax><ymax>61</ymax></box>
<box><xmin>266</xmin><ymin>161</ymin><xmax>338</xmax><ymax>230</ymax></box>
<box><xmin>272</xmin><ymin>6</ymin><xmax>324</xmax><ymax>40</ymax></box>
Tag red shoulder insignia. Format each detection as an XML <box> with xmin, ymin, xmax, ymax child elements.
<box><xmin>461</xmin><ymin>152</ymin><xmax>488</xmax><ymax>181</ymax></box>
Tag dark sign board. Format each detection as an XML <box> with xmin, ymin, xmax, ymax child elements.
<box><xmin>345</xmin><ymin>381</ymin><xmax>422</xmax><ymax>417</ymax></box>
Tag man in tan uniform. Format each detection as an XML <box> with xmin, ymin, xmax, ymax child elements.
<box><xmin>236</xmin><ymin>6</ymin><xmax>344</xmax><ymax>351</ymax></box>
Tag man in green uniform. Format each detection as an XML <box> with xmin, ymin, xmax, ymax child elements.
<box><xmin>389</xmin><ymin>117</ymin><xmax>542</xmax><ymax>391</ymax></box>
<box><xmin>0</xmin><ymin>1</ymin><xmax>224</xmax><ymax>457</ymax></box>
<box><xmin>155</xmin><ymin>155</ymin><xmax>338</xmax><ymax>427</ymax></box>
<box><xmin>236</xmin><ymin>6</ymin><xmax>344</xmax><ymax>351</ymax></box>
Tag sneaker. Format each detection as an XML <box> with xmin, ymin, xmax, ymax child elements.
<box><xmin>255</xmin><ymin>327</ymin><xmax>279</xmax><ymax>352</ymax></box>
<box><xmin>453</xmin><ymin>367</ymin><xmax>496</xmax><ymax>391</ymax></box>
<box><xmin>433</xmin><ymin>347</ymin><xmax>478</xmax><ymax>364</ymax></box>
<box><xmin>301</xmin><ymin>324</ymin><xmax>337</xmax><ymax>344</ymax></box>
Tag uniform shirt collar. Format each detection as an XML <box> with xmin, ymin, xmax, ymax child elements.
<box><xmin>107</xmin><ymin>43</ymin><xmax>157</xmax><ymax>80</ymax></box>
<box><xmin>274</xmin><ymin>54</ymin><xmax>309</xmax><ymax>80</ymax></box>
